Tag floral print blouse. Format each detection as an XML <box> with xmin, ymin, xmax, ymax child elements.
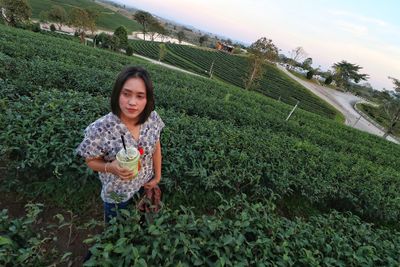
<box><xmin>76</xmin><ymin>111</ymin><xmax>165</xmax><ymax>203</ymax></box>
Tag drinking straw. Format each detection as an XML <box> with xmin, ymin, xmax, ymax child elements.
<box><xmin>121</xmin><ymin>135</ymin><xmax>127</xmax><ymax>152</ymax></box>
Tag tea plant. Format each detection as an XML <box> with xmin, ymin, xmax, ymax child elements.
<box><xmin>0</xmin><ymin>204</ymin><xmax>56</xmax><ymax>265</ymax></box>
<box><xmin>1</xmin><ymin>24</ymin><xmax>400</xmax><ymax>264</ymax></box>
<box><xmin>83</xmin><ymin>195</ymin><xmax>400</xmax><ymax>266</ymax></box>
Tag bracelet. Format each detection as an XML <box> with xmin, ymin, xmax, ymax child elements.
<box><xmin>104</xmin><ymin>162</ymin><xmax>109</xmax><ymax>173</ymax></box>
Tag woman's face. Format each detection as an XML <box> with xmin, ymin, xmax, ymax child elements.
<box><xmin>119</xmin><ymin>77</ymin><xmax>147</xmax><ymax>123</ymax></box>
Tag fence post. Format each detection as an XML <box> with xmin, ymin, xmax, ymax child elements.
<box><xmin>353</xmin><ymin>115</ymin><xmax>361</xmax><ymax>127</ymax></box>
<box><xmin>286</xmin><ymin>101</ymin><xmax>299</xmax><ymax>121</ymax></box>
<box><xmin>209</xmin><ymin>60</ymin><xmax>215</xmax><ymax>78</ymax></box>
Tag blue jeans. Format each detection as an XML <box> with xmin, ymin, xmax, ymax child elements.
<box><xmin>103</xmin><ymin>199</ymin><xmax>131</xmax><ymax>224</ymax></box>
<box><xmin>103</xmin><ymin>187</ymin><xmax>144</xmax><ymax>224</ymax></box>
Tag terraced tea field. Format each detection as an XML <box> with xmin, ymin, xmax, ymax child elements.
<box><xmin>1</xmin><ymin>25</ymin><xmax>400</xmax><ymax>265</ymax></box>
<box><xmin>129</xmin><ymin>40</ymin><xmax>340</xmax><ymax>120</ymax></box>
<box><xmin>28</xmin><ymin>0</ymin><xmax>141</xmax><ymax>32</ymax></box>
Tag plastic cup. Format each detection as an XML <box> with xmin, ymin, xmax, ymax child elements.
<box><xmin>116</xmin><ymin>146</ymin><xmax>140</xmax><ymax>178</ymax></box>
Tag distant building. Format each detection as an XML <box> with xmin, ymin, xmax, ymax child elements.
<box><xmin>292</xmin><ymin>66</ymin><xmax>307</xmax><ymax>74</ymax></box>
<box><xmin>216</xmin><ymin>41</ymin><xmax>234</xmax><ymax>53</ymax></box>
<box><xmin>314</xmin><ymin>75</ymin><xmax>325</xmax><ymax>82</ymax></box>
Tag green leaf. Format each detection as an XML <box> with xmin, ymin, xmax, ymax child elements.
<box><xmin>104</xmin><ymin>243</ymin><xmax>113</xmax><ymax>252</ymax></box>
<box><xmin>137</xmin><ymin>258</ymin><xmax>147</xmax><ymax>267</ymax></box>
<box><xmin>61</xmin><ymin>252</ymin><xmax>72</xmax><ymax>262</ymax></box>
<box><xmin>0</xmin><ymin>236</ymin><xmax>13</xmax><ymax>246</ymax></box>
<box><xmin>223</xmin><ymin>235</ymin><xmax>233</xmax><ymax>246</ymax></box>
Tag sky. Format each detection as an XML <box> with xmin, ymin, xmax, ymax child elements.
<box><xmin>114</xmin><ymin>0</ymin><xmax>399</xmax><ymax>90</ymax></box>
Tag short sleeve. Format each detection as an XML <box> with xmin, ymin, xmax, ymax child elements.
<box><xmin>76</xmin><ymin>123</ymin><xmax>106</xmax><ymax>159</ymax></box>
<box><xmin>153</xmin><ymin>111</ymin><xmax>165</xmax><ymax>142</ymax></box>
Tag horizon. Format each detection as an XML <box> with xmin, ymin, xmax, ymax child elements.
<box><xmin>113</xmin><ymin>0</ymin><xmax>399</xmax><ymax>91</ymax></box>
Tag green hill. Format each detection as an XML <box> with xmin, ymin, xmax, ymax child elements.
<box><xmin>1</xmin><ymin>24</ymin><xmax>400</xmax><ymax>264</ymax></box>
<box><xmin>28</xmin><ymin>0</ymin><xmax>141</xmax><ymax>32</ymax></box>
<box><xmin>129</xmin><ymin>40</ymin><xmax>341</xmax><ymax>120</ymax></box>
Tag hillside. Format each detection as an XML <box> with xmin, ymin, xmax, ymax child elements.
<box><xmin>28</xmin><ymin>0</ymin><xmax>141</xmax><ymax>32</ymax></box>
<box><xmin>129</xmin><ymin>40</ymin><xmax>341</xmax><ymax>120</ymax></box>
<box><xmin>1</xmin><ymin>24</ymin><xmax>400</xmax><ymax>264</ymax></box>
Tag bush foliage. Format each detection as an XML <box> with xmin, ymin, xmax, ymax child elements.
<box><xmin>1</xmin><ymin>24</ymin><xmax>400</xmax><ymax>264</ymax></box>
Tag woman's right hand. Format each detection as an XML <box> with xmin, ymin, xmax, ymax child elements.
<box><xmin>108</xmin><ymin>160</ymin><xmax>135</xmax><ymax>180</ymax></box>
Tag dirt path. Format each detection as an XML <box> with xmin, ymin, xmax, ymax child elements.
<box><xmin>277</xmin><ymin>65</ymin><xmax>399</xmax><ymax>144</ymax></box>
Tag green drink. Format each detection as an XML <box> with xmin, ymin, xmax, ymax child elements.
<box><xmin>116</xmin><ymin>146</ymin><xmax>140</xmax><ymax>178</ymax></box>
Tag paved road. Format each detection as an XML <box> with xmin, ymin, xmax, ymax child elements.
<box><xmin>278</xmin><ymin>66</ymin><xmax>398</xmax><ymax>144</ymax></box>
<box><xmin>131</xmin><ymin>53</ymin><xmax>204</xmax><ymax>77</ymax></box>
<box><xmin>128</xmin><ymin>54</ymin><xmax>398</xmax><ymax>144</ymax></box>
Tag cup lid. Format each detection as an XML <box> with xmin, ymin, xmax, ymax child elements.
<box><xmin>117</xmin><ymin>147</ymin><xmax>139</xmax><ymax>160</ymax></box>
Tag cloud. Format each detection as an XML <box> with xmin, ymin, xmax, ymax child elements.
<box><xmin>334</xmin><ymin>20</ymin><xmax>368</xmax><ymax>36</ymax></box>
<box><xmin>329</xmin><ymin>9</ymin><xmax>388</xmax><ymax>27</ymax></box>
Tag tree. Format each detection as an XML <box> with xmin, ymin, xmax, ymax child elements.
<box><xmin>306</xmin><ymin>70</ymin><xmax>314</xmax><ymax>80</ymax></box>
<box><xmin>159</xmin><ymin>43</ymin><xmax>167</xmax><ymax>62</ymax></box>
<box><xmin>148</xmin><ymin>20</ymin><xmax>164</xmax><ymax>41</ymax></box>
<box><xmin>332</xmin><ymin>60</ymin><xmax>369</xmax><ymax>90</ymax></box>
<box><xmin>302</xmin><ymin>57</ymin><xmax>313</xmax><ymax>71</ymax></box>
<box><xmin>133</xmin><ymin>10</ymin><xmax>154</xmax><ymax>40</ymax></box>
<box><xmin>126</xmin><ymin>45</ymin><xmax>133</xmax><ymax>56</ymax></box>
<box><xmin>96</xmin><ymin>32</ymin><xmax>111</xmax><ymax>48</ymax></box>
<box><xmin>176</xmin><ymin>30</ymin><xmax>185</xmax><ymax>44</ymax></box>
<box><xmin>48</xmin><ymin>5</ymin><xmax>67</xmax><ymax>30</ymax></box>
<box><xmin>199</xmin><ymin>35</ymin><xmax>208</xmax><ymax>46</ymax></box>
<box><xmin>157</xmin><ymin>25</ymin><xmax>168</xmax><ymax>42</ymax></box>
<box><xmin>244</xmin><ymin>37</ymin><xmax>278</xmax><ymax>90</ymax></box>
<box><xmin>389</xmin><ymin>76</ymin><xmax>400</xmax><ymax>94</ymax></box>
<box><xmin>38</xmin><ymin>11</ymin><xmax>48</xmax><ymax>23</ymax></box>
<box><xmin>324</xmin><ymin>75</ymin><xmax>333</xmax><ymax>85</ymax></box>
<box><xmin>85</xmin><ymin>7</ymin><xmax>99</xmax><ymax>34</ymax></box>
<box><xmin>96</xmin><ymin>32</ymin><xmax>119</xmax><ymax>51</ymax></box>
<box><xmin>289</xmin><ymin>46</ymin><xmax>307</xmax><ymax>69</ymax></box>
<box><xmin>109</xmin><ymin>35</ymin><xmax>120</xmax><ymax>51</ymax></box>
<box><xmin>68</xmin><ymin>7</ymin><xmax>97</xmax><ymax>43</ymax></box>
<box><xmin>31</xmin><ymin>22</ymin><xmax>40</xmax><ymax>32</ymax></box>
<box><xmin>382</xmin><ymin>77</ymin><xmax>400</xmax><ymax>139</ymax></box>
<box><xmin>0</xmin><ymin>0</ymin><xmax>31</xmax><ymax>27</ymax></box>
<box><xmin>114</xmin><ymin>25</ymin><xmax>128</xmax><ymax>48</ymax></box>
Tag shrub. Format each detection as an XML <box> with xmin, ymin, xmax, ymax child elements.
<box><xmin>306</xmin><ymin>70</ymin><xmax>314</xmax><ymax>79</ymax></box>
<box><xmin>113</xmin><ymin>25</ymin><xmax>128</xmax><ymax>49</ymax></box>
<box><xmin>50</xmin><ymin>24</ymin><xmax>56</xmax><ymax>32</ymax></box>
<box><xmin>0</xmin><ymin>204</ymin><xmax>58</xmax><ymax>265</ymax></box>
<box><xmin>126</xmin><ymin>44</ymin><xmax>133</xmax><ymax>56</ymax></box>
<box><xmin>84</xmin><ymin>196</ymin><xmax>400</xmax><ymax>266</ymax></box>
<box><xmin>96</xmin><ymin>32</ymin><xmax>110</xmax><ymax>49</ymax></box>
<box><xmin>325</xmin><ymin>75</ymin><xmax>333</xmax><ymax>85</ymax></box>
<box><xmin>110</xmin><ymin>35</ymin><xmax>120</xmax><ymax>51</ymax></box>
<box><xmin>0</xmin><ymin>88</ymin><xmax>107</xmax><ymax>182</ymax></box>
<box><xmin>31</xmin><ymin>22</ymin><xmax>41</xmax><ymax>32</ymax></box>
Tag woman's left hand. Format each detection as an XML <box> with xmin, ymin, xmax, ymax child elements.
<box><xmin>144</xmin><ymin>178</ymin><xmax>159</xmax><ymax>190</ymax></box>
